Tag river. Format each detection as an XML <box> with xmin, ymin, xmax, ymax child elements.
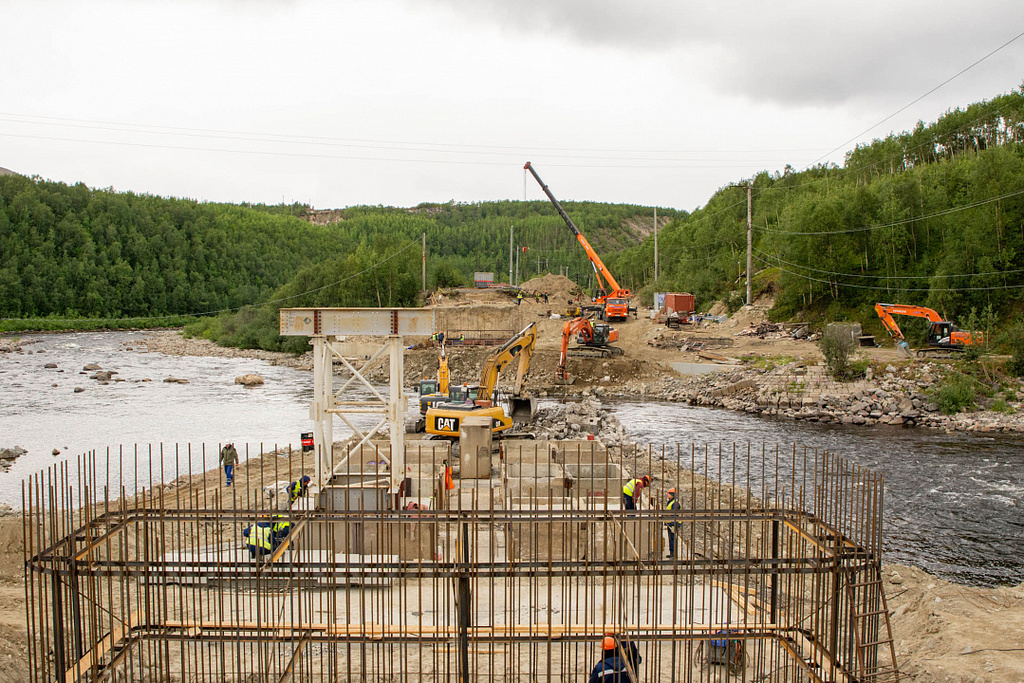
<box><xmin>1</xmin><ymin>331</ymin><xmax>1021</xmax><ymax>586</ymax></box>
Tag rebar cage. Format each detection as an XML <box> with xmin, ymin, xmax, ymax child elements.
<box><xmin>24</xmin><ymin>442</ymin><xmax>899</xmax><ymax>682</ymax></box>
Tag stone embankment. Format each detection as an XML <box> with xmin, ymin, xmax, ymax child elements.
<box><xmin>530</xmin><ymin>398</ymin><xmax>628</xmax><ymax>443</ymax></box>
<box><xmin>599</xmin><ymin>361</ymin><xmax>1024</xmax><ymax>434</ymax></box>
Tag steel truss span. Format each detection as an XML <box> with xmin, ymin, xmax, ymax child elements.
<box><xmin>24</xmin><ymin>442</ymin><xmax>899</xmax><ymax>682</ymax></box>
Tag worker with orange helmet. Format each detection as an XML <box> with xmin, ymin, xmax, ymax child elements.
<box><xmin>621</xmin><ymin>475</ymin><xmax>650</xmax><ymax>510</ymax></box>
<box><xmin>665</xmin><ymin>487</ymin><xmax>680</xmax><ymax>558</ymax></box>
<box><xmin>588</xmin><ymin>635</ymin><xmax>641</xmax><ymax>683</ymax></box>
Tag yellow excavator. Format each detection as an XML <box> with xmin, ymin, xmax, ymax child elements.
<box><xmin>425</xmin><ymin>323</ymin><xmax>538</xmax><ymax>437</ymax></box>
<box><xmin>418</xmin><ymin>336</ymin><xmax>452</xmax><ymax>414</ymax></box>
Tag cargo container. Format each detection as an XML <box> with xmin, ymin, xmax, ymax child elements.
<box><xmin>473</xmin><ymin>272</ymin><xmax>494</xmax><ymax>288</ymax></box>
<box><xmin>664</xmin><ymin>293</ymin><xmax>696</xmax><ymax>316</ymax></box>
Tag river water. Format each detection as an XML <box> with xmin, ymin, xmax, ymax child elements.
<box><xmin>1</xmin><ymin>331</ymin><xmax>1022</xmax><ymax>586</ymax></box>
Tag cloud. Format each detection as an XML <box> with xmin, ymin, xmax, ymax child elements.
<box><xmin>416</xmin><ymin>0</ymin><xmax>1024</xmax><ymax>106</ymax></box>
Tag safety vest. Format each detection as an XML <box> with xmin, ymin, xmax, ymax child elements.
<box><xmin>246</xmin><ymin>524</ymin><xmax>273</xmax><ymax>550</ymax></box>
<box><xmin>665</xmin><ymin>498</ymin><xmax>679</xmax><ymax>511</ymax></box>
<box><xmin>272</xmin><ymin>518</ymin><xmax>292</xmax><ymax>536</ymax></box>
<box><xmin>623</xmin><ymin>479</ymin><xmax>641</xmax><ymax>496</ymax></box>
<box><xmin>289</xmin><ymin>481</ymin><xmax>305</xmax><ymax>502</ymax></box>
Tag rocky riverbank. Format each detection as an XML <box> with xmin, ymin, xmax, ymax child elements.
<box><xmin>140</xmin><ymin>330</ymin><xmax>300</xmax><ymax>363</ymax></box>
<box><xmin>553</xmin><ymin>359</ymin><xmax>1024</xmax><ymax>434</ymax></box>
<box><xmin>142</xmin><ymin>330</ymin><xmax>1024</xmax><ymax>434</ymax></box>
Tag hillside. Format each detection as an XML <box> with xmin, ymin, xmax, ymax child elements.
<box><xmin>610</xmin><ymin>87</ymin><xmax>1024</xmax><ymax>338</ymax></box>
<box><xmin>0</xmin><ymin>176</ymin><xmax>675</xmax><ymax>334</ymax></box>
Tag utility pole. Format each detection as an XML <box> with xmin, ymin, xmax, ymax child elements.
<box><xmin>746</xmin><ymin>182</ymin><xmax>753</xmax><ymax>306</ymax></box>
<box><xmin>654</xmin><ymin>207</ymin><xmax>658</xmax><ymax>282</ymax></box>
<box><xmin>509</xmin><ymin>226</ymin><xmax>514</xmax><ymax>285</ymax></box>
<box><xmin>422</xmin><ymin>233</ymin><xmax>426</xmax><ymax>292</ymax></box>
<box><xmin>515</xmin><ymin>249</ymin><xmax>520</xmax><ymax>287</ymax></box>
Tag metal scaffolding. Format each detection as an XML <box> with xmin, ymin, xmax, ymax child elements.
<box><xmin>279</xmin><ymin>307</ymin><xmax>435</xmax><ymax>491</ymax></box>
<box><xmin>24</xmin><ymin>441</ymin><xmax>899</xmax><ymax>682</ymax></box>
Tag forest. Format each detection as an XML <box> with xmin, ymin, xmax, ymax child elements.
<box><xmin>609</xmin><ymin>87</ymin><xmax>1024</xmax><ymax>332</ymax></box>
<box><xmin>0</xmin><ymin>173</ymin><xmax>676</xmax><ymax>343</ymax></box>
<box><xmin>5</xmin><ymin>87</ymin><xmax>1024</xmax><ymax>349</ymax></box>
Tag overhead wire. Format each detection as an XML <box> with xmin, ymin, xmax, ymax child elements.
<box><xmin>0</xmin><ymin>110</ymin><xmax>826</xmax><ymax>157</ymax></box>
<box><xmin>0</xmin><ymin>130</ymin><xmax>795</xmax><ymax>170</ymax></box>
<box><xmin>806</xmin><ymin>29</ymin><xmax>1024</xmax><ymax>168</ymax></box>
<box><xmin>758</xmin><ymin>187</ymin><xmax>1024</xmax><ymax>236</ymax></box>
<box><xmin>753</xmin><ymin>248</ymin><xmax>1024</xmax><ymax>280</ymax></box>
<box><xmin>753</xmin><ymin>253</ymin><xmax>1024</xmax><ymax>292</ymax></box>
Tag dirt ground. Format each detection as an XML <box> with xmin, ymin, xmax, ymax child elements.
<box><xmin>4</xmin><ymin>451</ymin><xmax>1024</xmax><ymax>681</ymax></box>
<box><xmin>8</xmin><ymin>282</ymin><xmax>1020</xmax><ymax>681</ymax></box>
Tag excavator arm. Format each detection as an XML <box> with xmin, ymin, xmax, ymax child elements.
<box><xmin>875</xmin><ymin>303</ymin><xmax>946</xmax><ymax>357</ymax></box>
<box><xmin>478</xmin><ymin>323</ymin><xmax>537</xmax><ymax>400</ymax></box>
<box><xmin>524</xmin><ymin>162</ymin><xmax>627</xmax><ymax>298</ymax></box>
<box><xmin>557</xmin><ymin>318</ymin><xmax>593</xmax><ymax>382</ymax></box>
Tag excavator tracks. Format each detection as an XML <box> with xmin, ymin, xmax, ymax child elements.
<box><xmin>567</xmin><ymin>345</ymin><xmax>623</xmax><ymax>359</ymax></box>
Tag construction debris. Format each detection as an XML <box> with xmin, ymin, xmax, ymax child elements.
<box><xmin>735</xmin><ymin>321</ymin><xmax>786</xmax><ymax>338</ymax></box>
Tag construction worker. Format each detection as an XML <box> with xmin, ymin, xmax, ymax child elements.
<box><xmin>441</xmin><ymin>459</ymin><xmax>455</xmax><ymax>490</ymax></box>
<box><xmin>288</xmin><ymin>476</ymin><xmax>311</xmax><ymax>504</ymax></box>
<box><xmin>243</xmin><ymin>522</ymin><xmax>275</xmax><ymax>559</ymax></box>
<box><xmin>272</xmin><ymin>514</ymin><xmax>293</xmax><ymax>540</ymax></box>
<box><xmin>515</xmin><ymin>290</ymin><xmax>524</xmax><ymax>306</ymax></box>
<box><xmin>665</xmin><ymin>488</ymin><xmax>679</xmax><ymax>558</ymax></box>
<box><xmin>588</xmin><ymin>636</ymin><xmax>641</xmax><ymax>683</ymax></box>
<box><xmin>430</xmin><ymin>331</ymin><xmax>446</xmax><ymax>344</ymax></box>
<box><xmin>219</xmin><ymin>442</ymin><xmax>238</xmax><ymax>486</ymax></box>
<box><xmin>622</xmin><ymin>475</ymin><xmax>650</xmax><ymax>510</ymax></box>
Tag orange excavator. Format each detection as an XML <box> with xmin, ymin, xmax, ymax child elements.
<box><xmin>874</xmin><ymin>303</ymin><xmax>984</xmax><ymax>358</ymax></box>
<box><xmin>524</xmin><ymin>162</ymin><xmax>635</xmax><ymax>322</ymax></box>
<box><xmin>555</xmin><ymin>317</ymin><xmax>622</xmax><ymax>385</ymax></box>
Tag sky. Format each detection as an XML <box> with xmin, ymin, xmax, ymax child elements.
<box><xmin>2</xmin><ymin>0</ymin><xmax>1023</xmax><ymax>212</ymax></box>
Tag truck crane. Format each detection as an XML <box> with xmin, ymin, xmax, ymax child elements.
<box><xmin>874</xmin><ymin>303</ymin><xmax>984</xmax><ymax>358</ymax></box>
<box><xmin>555</xmin><ymin>316</ymin><xmax>622</xmax><ymax>385</ymax></box>
<box><xmin>425</xmin><ymin>323</ymin><xmax>538</xmax><ymax>437</ymax></box>
<box><xmin>523</xmin><ymin>161</ymin><xmax>634</xmax><ymax>321</ymax></box>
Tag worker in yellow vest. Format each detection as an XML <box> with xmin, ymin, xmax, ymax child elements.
<box><xmin>665</xmin><ymin>488</ymin><xmax>680</xmax><ymax>558</ymax></box>
<box><xmin>622</xmin><ymin>475</ymin><xmax>650</xmax><ymax>510</ymax></box>
<box><xmin>243</xmin><ymin>522</ymin><xmax>275</xmax><ymax>559</ymax></box>
<box><xmin>272</xmin><ymin>515</ymin><xmax>293</xmax><ymax>540</ymax></box>
<box><xmin>288</xmin><ymin>476</ymin><xmax>311</xmax><ymax>504</ymax></box>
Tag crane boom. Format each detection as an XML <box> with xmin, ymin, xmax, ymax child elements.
<box><xmin>523</xmin><ymin>161</ymin><xmax>625</xmax><ymax>297</ymax></box>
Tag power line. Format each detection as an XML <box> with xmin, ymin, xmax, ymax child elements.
<box><xmin>753</xmin><ymin>253</ymin><xmax>1024</xmax><ymax>292</ymax></box>
<box><xmin>754</xmin><ymin>248</ymin><xmax>1024</xmax><ymax>279</ymax></box>
<box><xmin>759</xmin><ymin>187</ymin><xmax>1024</xmax><ymax>236</ymax></box>
<box><xmin>0</xmin><ymin>110</ymin><xmax>825</xmax><ymax>156</ymax></box>
<box><xmin>0</xmin><ymin>131</ymin><xmax>795</xmax><ymax>170</ymax></box>
<box><xmin>805</xmin><ymin>29</ymin><xmax>1024</xmax><ymax>168</ymax></box>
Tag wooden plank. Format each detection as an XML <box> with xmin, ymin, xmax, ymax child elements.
<box><xmin>61</xmin><ymin>611</ymin><xmax>138</xmax><ymax>683</ymax></box>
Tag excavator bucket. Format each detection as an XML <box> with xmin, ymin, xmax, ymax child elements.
<box><xmin>897</xmin><ymin>340</ymin><xmax>913</xmax><ymax>359</ymax></box>
<box><xmin>509</xmin><ymin>396</ymin><xmax>538</xmax><ymax>422</ymax></box>
<box><xmin>553</xmin><ymin>376</ymin><xmax>576</xmax><ymax>386</ymax></box>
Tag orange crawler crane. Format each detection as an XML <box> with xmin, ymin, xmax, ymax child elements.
<box><xmin>555</xmin><ymin>317</ymin><xmax>621</xmax><ymax>385</ymax></box>
<box><xmin>874</xmin><ymin>303</ymin><xmax>984</xmax><ymax>358</ymax></box>
<box><xmin>524</xmin><ymin>161</ymin><xmax>635</xmax><ymax>321</ymax></box>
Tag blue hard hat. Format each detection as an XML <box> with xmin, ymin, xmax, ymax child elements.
<box><xmin>301</xmin><ymin>476</ymin><xmax>310</xmax><ymax>483</ymax></box>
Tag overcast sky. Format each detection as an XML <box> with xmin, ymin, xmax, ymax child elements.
<box><xmin>2</xmin><ymin>1</ymin><xmax>1023</xmax><ymax>211</ymax></box>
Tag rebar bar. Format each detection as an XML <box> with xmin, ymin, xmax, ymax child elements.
<box><xmin>24</xmin><ymin>441</ymin><xmax>899</xmax><ymax>682</ymax></box>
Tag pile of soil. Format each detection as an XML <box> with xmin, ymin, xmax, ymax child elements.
<box><xmin>518</xmin><ymin>274</ymin><xmax>581</xmax><ymax>302</ymax></box>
